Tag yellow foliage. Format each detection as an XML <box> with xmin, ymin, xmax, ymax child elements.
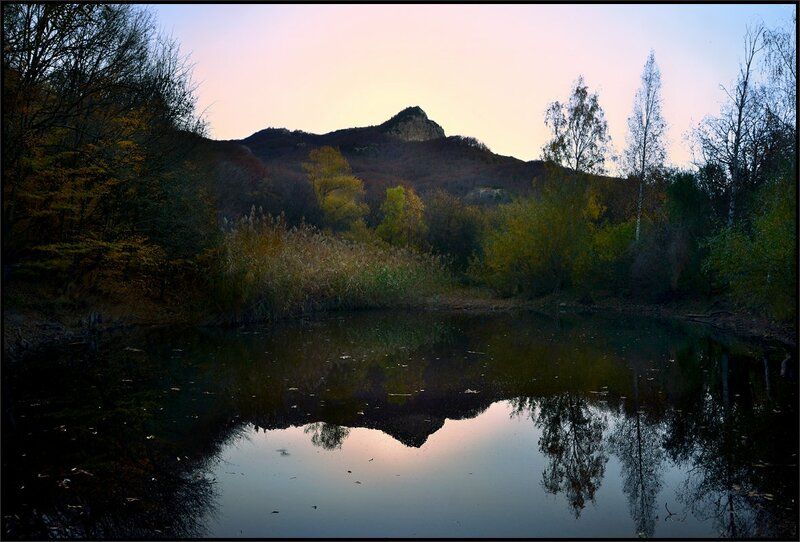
<box><xmin>302</xmin><ymin>147</ymin><xmax>368</xmax><ymax>231</ymax></box>
<box><xmin>479</xmin><ymin>179</ymin><xmax>623</xmax><ymax>296</ymax></box>
<box><xmin>376</xmin><ymin>185</ymin><xmax>427</xmax><ymax>248</ymax></box>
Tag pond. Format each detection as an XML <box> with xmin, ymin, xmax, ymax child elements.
<box><xmin>2</xmin><ymin>310</ymin><xmax>797</xmax><ymax>539</ymax></box>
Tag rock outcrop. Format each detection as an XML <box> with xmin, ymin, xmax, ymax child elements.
<box><xmin>380</xmin><ymin>106</ymin><xmax>445</xmax><ymax>142</ymax></box>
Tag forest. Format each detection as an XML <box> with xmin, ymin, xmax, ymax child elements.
<box><xmin>2</xmin><ymin>4</ymin><xmax>796</xmax><ymax>342</ymax></box>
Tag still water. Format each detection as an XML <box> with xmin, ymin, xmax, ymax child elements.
<box><xmin>2</xmin><ymin>310</ymin><xmax>797</xmax><ymax>538</ymax></box>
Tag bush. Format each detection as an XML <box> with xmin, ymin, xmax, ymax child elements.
<box><xmin>212</xmin><ymin>210</ymin><xmax>451</xmax><ymax>321</ymax></box>
<box><xmin>704</xmin><ymin>178</ymin><xmax>796</xmax><ymax>320</ymax></box>
<box><xmin>478</xmin><ymin>179</ymin><xmax>603</xmax><ymax>296</ymax></box>
<box><xmin>572</xmin><ymin>220</ymin><xmax>635</xmax><ymax>293</ymax></box>
<box><xmin>424</xmin><ymin>190</ymin><xmax>486</xmax><ymax>272</ymax></box>
<box><xmin>629</xmin><ymin>222</ymin><xmax>682</xmax><ymax>302</ymax></box>
<box><xmin>376</xmin><ymin>186</ymin><xmax>427</xmax><ymax>248</ymax></box>
<box><xmin>627</xmin><ymin>171</ymin><xmax>714</xmax><ymax>301</ymax></box>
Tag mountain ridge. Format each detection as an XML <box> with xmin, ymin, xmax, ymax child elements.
<box><xmin>241</xmin><ymin>105</ymin><xmax>447</xmax><ymax>145</ymax></box>
<box><xmin>199</xmin><ymin>106</ymin><xmax>630</xmax><ymax>224</ymax></box>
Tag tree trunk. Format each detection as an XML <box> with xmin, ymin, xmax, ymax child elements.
<box><xmin>635</xmin><ymin>177</ymin><xmax>644</xmax><ymax>241</ymax></box>
<box><xmin>727</xmin><ymin>185</ymin><xmax>736</xmax><ymax>227</ymax></box>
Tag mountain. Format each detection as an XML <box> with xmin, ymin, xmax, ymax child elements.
<box><xmin>198</xmin><ymin>106</ymin><xmax>630</xmax><ymax>224</ymax></box>
<box><xmin>378</xmin><ymin>105</ymin><xmax>446</xmax><ymax>141</ymax></box>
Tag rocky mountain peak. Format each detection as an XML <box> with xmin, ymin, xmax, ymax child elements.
<box><xmin>380</xmin><ymin>106</ymin><xmax>445</xmax><ymax>142</ymax></box>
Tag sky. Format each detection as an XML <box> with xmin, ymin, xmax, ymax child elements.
<box><xmin>152</xmin><ymin>4</ymin><xmax>795</xmax><ymax>168</ymax></box>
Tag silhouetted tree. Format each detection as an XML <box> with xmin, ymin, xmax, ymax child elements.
<box><xmin>2</xmin><ymin>4</ymin><xmax>214</xmax><ymax>299</ymax></box>
<box><xmin>542</xmin><ymin>76</ymin><xmax>612</xmax><ymax>175</ymax></box>
<box><xmin>624</xmin><ymin>51</ymin><xmax>667</xmax><ymax>241</ymax></box>
<box><xmin>693</xmin><ymin>25</ymin><xmax>767</xmax><ymax>226</ymax></box>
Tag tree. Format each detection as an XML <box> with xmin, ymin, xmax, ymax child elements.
<box><xmin>480</xmin><ymin>172</ymin><xmax>605</xmax><ymax>296</ymax></box>
<box><xmin>2</xmin><ymin>4</ymin><xmax>213</xmax><ymax>299</ymax></box>
<box><xmin>693</xmin><ymin>25</ymin><xmax>766</xmax><ymax>226</ymax></box>
<box><xmin>302</xmin><ymin>146</ymin><xmax>368</xmax><ymax>232</ymax></box>
<box><xmin>760</xmin><ymin>16</ymin><xmax>797</xmax><ymax>186</ymax></box>
<box><xmin>376</xmin><ymin>186</ymin><xmax>427</xmax><ymax>247</ymax></box>
<box><xmin>704</xmin><ymin>177</ymin><xmax>796</xmax><ymax>320</ymax></box>
<box><xmin>424</xmin><ymin>190</ymin><xmax>485</xmax><ymax>271</ymax></box>
<box><xmin>763</xmin><ymin>15</ymin><xmax>797</xmax><ymax>129</ymax></box>
<box><xmin>624</xmin><ymin>51</ymin><xmax>667</xmax><ymax>241</ymax></box>
<box><xmin>542</xmin><ymin>76</ymin><xmax>612</xmax><ymax>175</ymax></box>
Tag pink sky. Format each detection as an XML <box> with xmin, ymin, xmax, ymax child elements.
<box><xmin>153</xmin><ymin>4</ymin><xmax>795</xmax><ymax>168</ymax></box>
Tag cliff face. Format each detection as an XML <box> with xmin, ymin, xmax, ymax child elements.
<box><xmin>379</xmin><ymin>106</ymin><xmax>445</xmax><ymax>142</ymax></box>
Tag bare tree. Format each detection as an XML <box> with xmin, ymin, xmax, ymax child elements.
<box><xmin>763</xmin><ymin>14</ymin><xmax>797</xmax><ymax>129</ymax></box>
<box><xmin>542</xmin><ymin>76</ymin><xmax>612</xmax><ymax>175</ymax></box>
<box><xmin>693</xmin><ymin>25</ymin><xmax>766</xmax><ymax>226</ymax></box>
<box><xmin>624</xmin><ymin>51</ymin><xmax>667</xmax><ymax>241</ymax></box>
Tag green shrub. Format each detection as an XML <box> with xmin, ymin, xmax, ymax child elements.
<box><xmin>704</xmin><ymin>178</ymin><xmax>796</xmax><ymax>320</ymax></box>
<box><xmin>572</xmin><ymin>220</ymin><xmax>635</xmax><ymax>293</ymax></box>
<box><xmin>478</xmin><ymin>180</ymin><xmax>603</xmax><ymax>296</ymax></box>
<box><xmin>425</xmin><ymin>190</ymin><xmax>486</xmax><ymax>272</ymax></box>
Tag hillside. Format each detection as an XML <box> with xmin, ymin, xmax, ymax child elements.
<box><xmin>200</xmin><ymin>106</ymin><xmax>633</xmax><ymax>224</ymax></box>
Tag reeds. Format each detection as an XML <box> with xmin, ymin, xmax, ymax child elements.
<box><xmin>213</xmin><ymin>210</ymin><xmax>450</xmax><ymax>321</ymax></box>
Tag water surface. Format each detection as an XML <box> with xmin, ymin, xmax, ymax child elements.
<box><xmin>2</xmin><ymin>310</ymin><xmax>797</xmax><ymax>538</ymax></box>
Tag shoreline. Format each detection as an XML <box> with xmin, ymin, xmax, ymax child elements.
<box><xmin>3</xmin><ymin>292</ymin><xmax>796</xmax><ymax>360</ymax></box>
<box><xmin>426</xmin><ymin>291</ymin><xmax>797</xmax><ymax>347</ymax></box>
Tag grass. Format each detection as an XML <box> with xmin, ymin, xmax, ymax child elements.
<box><xmin>212</xmin><ymin>213</ymin><xmax>452</xmax><ymax>322</ymax></box>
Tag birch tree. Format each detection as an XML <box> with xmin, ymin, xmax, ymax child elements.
<box><xmin>624</xmin><ymin>51</ymin><xmax>667</xmax><ymax>241</ymax></box>
<box><xmin>542</xmin><ymin>76</ymin><xmax>612</xmax><ymax>175</ymax></box>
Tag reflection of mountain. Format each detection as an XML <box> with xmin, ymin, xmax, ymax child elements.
<box><xmin>3</xmin><ymin>310</ymin><xmax>796</xmax><ymax>539</ymax></box>
<box><xmin>252</xmin><ymin>392</ymin><xmax>495</xmax><ymax>448</ymax></box>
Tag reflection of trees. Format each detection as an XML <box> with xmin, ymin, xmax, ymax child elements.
<box><xmin>508</xmin><ymin>396</ymin><xmax>536</xmax><ymax>419</ymax></box>
<box><xmin>4</xmin><ymin>445</ymin><xmax>217</xmax><ymax>539</ymax></box>
<box><xmin>87</xmin><ymin>471</ymin><xmax>214</xmax><ymax>539</ymax></box>
<box><xmin>304</xmin><ymin>422</ymin><xmax>350</xmax><ymax>450</ymax></box>
<box><xmin>535</xmin><ymin>393</ymin><xmax>608</xmax><ymax>517</ymax></box>
<box><xmin>663</xmin><ymin>352</ymin><xmax>798</xmax><ymax>539</ymax></box>
<box><xmin>608</xmin><ymin>375</ymin><xmax>665</xmax><ymax>538</ymax></box>
<box><xmin>7</xmin><ymin>311</ymin><xmax>797</xmax><ymax>539</ymax></box>
<box><xmin>667</xmin><ymin>355</ymin><xmax>755</xmax><ymax>537</ymax></box>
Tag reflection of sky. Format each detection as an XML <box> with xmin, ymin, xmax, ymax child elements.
<box><xmin>202</xmin><ymin>401</ymin><xmax>713</xmax><ymax>537</ymax></box>
<box><xmin>150</xmin><ymin>4</ymin><xmax>794</xmax><ymax>168</ymax></box>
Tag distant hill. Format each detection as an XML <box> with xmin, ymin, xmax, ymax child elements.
<box><xmin>198</xmin><ymin>106</ymin><xmax>633</xmax><ymax>224</ymax></box>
